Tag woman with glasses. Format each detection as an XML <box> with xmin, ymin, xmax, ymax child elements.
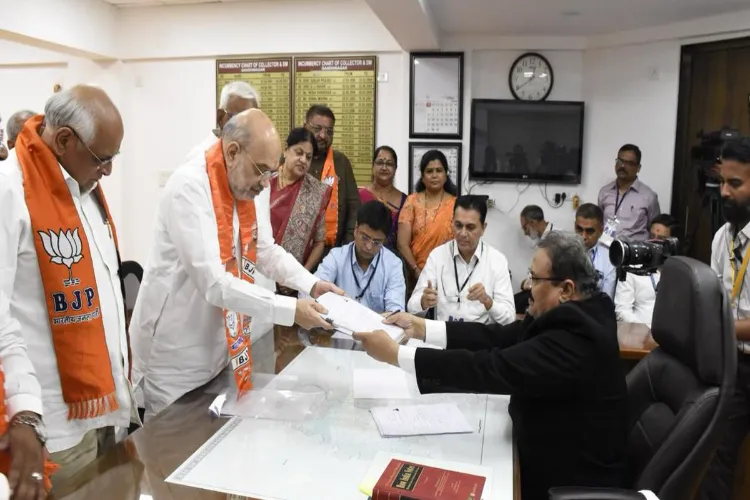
<box><xmin>354</xmin><ymin>231</ymin><xmax>629</xmax><ymax>500</ymax></box>
<box><xmin>398</xmin><ymin>150</ymin><xmax>458</xmax><ymax>292</ymax></box>
<box><xmin>270</xmin><ymin>128</ymin><xmax>332</xmax><ymax>285</ymax></box>
<box><xmin>358</xmin><ymin>146</ymin><xmax>407</xmax><ymax>253</ymax></box>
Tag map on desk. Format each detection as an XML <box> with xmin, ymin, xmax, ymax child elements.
<box><xmin>166</xmin><ymin>347</ymin><xmax>514</xmax><ymax>500</ymax></box>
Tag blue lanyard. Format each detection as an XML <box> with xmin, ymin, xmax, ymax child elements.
<box><xmin>649</xmin><ymin>274</ymin><xmax>658</xmax><ymax>291</ymax></box>
<box><xmin>350</xmin><ymin>245</ymin><xmax>380</xmax><ymax>301</ymax></box>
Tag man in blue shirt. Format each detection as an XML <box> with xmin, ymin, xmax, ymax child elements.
<box><xmin>313</xmin><ymin>200</ymin><xmax>406</xmax><ymax>313</ymax></box>
<box><xmin>575</xmin><ymin>203</ymin><xmax>617</xmax><ymax>300</ymax></box>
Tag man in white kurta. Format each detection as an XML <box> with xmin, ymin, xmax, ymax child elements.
<box><xmin>0</xmin><ymin>86</ymin><xmax>134</xmax><ymax>486</ymax></box>
<box><xmin>131</xmin><ymin>109</ymin><xmax>338</xmax><ymax>419</ymax></box>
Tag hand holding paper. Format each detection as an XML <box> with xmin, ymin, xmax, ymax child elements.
<box><xmin>352</xmin><ymin>330</ymin><xmax>401</xmax><ymax>366</ymax></box>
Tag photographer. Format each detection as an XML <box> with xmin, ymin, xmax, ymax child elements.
<box><xmin>698</xmin><ymin>138</ymin><xmax>750</xmax><ymax>500</ymax></box>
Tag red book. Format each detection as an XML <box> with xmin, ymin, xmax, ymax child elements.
<box><xmin>372</xmin><ymin>459</ymin><xmax>486</xmax><ymax>500</ymax></box>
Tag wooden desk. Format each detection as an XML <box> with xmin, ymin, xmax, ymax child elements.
<box><xmin>50</xmin><ymin>326</ymin><xmax>518</xmax><ymax>499</ymax></box>
<box><xmin>617</xmin><ymin>322</ymin><xmax>657</xmax><ymax>360</ymax></box>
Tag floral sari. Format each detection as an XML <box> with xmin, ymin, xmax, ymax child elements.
<box><xmin>270</xmin><ymin>173</ymin><xmax>332</xmax><ymax>264</ymax></box>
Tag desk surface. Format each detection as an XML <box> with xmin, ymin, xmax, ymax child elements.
<box><xmin>50</xmin><ymin>327</ymin><xmax>514</xmax><ymax>500</ymax></box>
<box><xmin>617</xmin><ymin>322</ymin><xmax>656</xmax><ymax>360</ymax></box>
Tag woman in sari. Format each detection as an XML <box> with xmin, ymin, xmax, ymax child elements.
<box><xmin>358</xmin><ymin>146</ymin><xmax>407</xmax><ymax>253</ymax></box>
<box><xmin>270</xmin><ymin>127</ymin><xmax>332</xmax><ymax>278</ymax></box>
<box><xmin>398</xmin><ymin>150</ymin><xmax>457</xmax><ymax>291</ymax></box>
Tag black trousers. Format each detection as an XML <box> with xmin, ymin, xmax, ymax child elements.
<box><xmin>697</xmin><ymin>352</ymin><xmax>750</xmax><ymax>500</ymax></box>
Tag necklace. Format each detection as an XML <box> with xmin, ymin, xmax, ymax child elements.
<box><xmin>277</xmin><ymin>166</ymin><xmax>296</xmax><ymax>190</ymax></box>
<box><xmin>370</xmin><ymin>183</ymin><xmax>394</xmax><ymax>202</ymax></box>
<box><xmin>423</xmin><ymin>191</ymin><xmax>445</xmax><ymax>226</ymax></box>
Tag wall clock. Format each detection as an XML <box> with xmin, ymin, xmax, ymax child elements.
<box><xmin>509</xmin><ymin>52</ymin><xmax>554</xmax><ymax>101</ymax></box>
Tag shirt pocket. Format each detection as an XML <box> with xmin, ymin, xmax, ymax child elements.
<box><xmin>365</xmin><ymin>279</ymin><xmax>386</xmax><ymax>311</ymax></box>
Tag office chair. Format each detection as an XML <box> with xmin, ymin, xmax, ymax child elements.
<box><xmin>549</xmin><ymin>256</ymin><xmax>737</xmax><ymax>500</ymax></box>
<box><xmin>120</xmin><ymin>260</ymin><xmax>144</xmax><ymax>312</ymax></box>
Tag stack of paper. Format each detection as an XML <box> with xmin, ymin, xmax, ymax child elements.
<box><xmin>370</xmin><ymin>403</ymin><xmax>474</xmax><ymax>437</ymax></box>
<box><xmin>317</xmin><ymin>293</ymin><xmax>405</xmax><ymax>342</ymax></box>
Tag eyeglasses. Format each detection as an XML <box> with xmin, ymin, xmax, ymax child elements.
<box><xmin>358</xmin><ymin>231</ymin><xmax>385</xmax><ymax>248</ymax></box>
<box><xmin>67</xmin><ymin>126</ymin><xmax>119</xmax><ymax>168</ymax></box>
<box><xmin>374</xmin><ymin>159</ymin><xmax>395</xmax><ymax>168</ymax></box>
<box><xmin>308</xmin><ymin>124</ymin><xmax>335</xmax><ymax>137</ymax></box>
<box><xmin>526</xmin><ymin>271</ymin><xmax>562</xmax><ymax>286</ymax></box>
<box><xmin>615</xmin><ymin>157</ymin><xmax>638</xmax><ymax>168</ymax></box>
<box><xmin>247</xmin><ymin>153</ymin><xmax>278</xmax><ymax>181</ymax></box>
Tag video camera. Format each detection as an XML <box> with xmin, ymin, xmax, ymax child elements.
<box><xmin>609</xmin><ymin>238</ymin><xmax>680</xmax><ymax>279</ymax></box>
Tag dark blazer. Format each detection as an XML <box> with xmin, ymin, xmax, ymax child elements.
<box><xmin>309</xmin><ymin>149</ymin><xmax>360</xmax><ymax>247</ymax></box>
<box><xmin>414</xmin><ymin>293</ymin><xmax>628</xmax><ymax>500</ymax></box>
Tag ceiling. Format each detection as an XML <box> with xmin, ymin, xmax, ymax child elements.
<box><xmin>428</xmin><ymin>0</ymin><xmax>750</xmax><ymax>36</ymax></box>
<box><xmin>101</xmin><ymin>0</ymin><xmax>283</xmax><ymax>6</ymax></box>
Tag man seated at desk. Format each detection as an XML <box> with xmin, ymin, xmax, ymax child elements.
<box><xmin>408</xmin><ymin>195</ymin><xmax>515</xmax><ymax>325</ymax></box>
<box><xmin>574</xmin><ymin>203</ymin><xmax>617</xmax><ymax>300</ymax></box>
<box><xmin>311</xmin><ymin>200</ymin><xmax>405</xmax><ymax>313</ymax></box>
<box><xmin>354</xmin><ymin>231</ymin><xmax>629</xmax><ymax>500</ymax></box>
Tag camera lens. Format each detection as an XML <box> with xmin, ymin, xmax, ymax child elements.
<box><xmin>609</xmin><ymin>240</ymin><xmax>628</xmax><ymax>267</ymax></box>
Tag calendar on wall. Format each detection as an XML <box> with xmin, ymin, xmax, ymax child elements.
<box><xmin>409</xmin><ymin>52</ymin><xmax>464</xmax><ymax>140</ymax></box>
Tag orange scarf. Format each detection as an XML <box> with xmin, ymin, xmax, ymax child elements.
<box><xmin>320</xmin><ymin>148</ymin><xmax>339</xmax><ymax>246</ymax></box>
<box><xmin>0</xmin><ymin>366</ymin><xmax>58</xmax><ymax>490</ymax></box>
<box><xmin>205</xmin><ymin>141</ymin><xmax>257</xmax><ymax>398</ymax></box>
<box><xmin>16</xmin><ymin>115</ymin><xmax>121</xmax><ymax>420</ymax></box>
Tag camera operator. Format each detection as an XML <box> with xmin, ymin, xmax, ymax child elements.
<box><xmin>698</xmin><ymin>137</ymin><xmax>750</xmax><ymax>500</ymax></box>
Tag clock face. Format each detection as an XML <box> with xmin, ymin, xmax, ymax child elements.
<box><xmin>509</xmin><ymin>53</ymin><xmax>554</xmax><ymax>101</ymax></box>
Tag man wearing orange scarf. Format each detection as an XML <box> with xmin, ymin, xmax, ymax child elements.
<box><xmin>131</xmin><ymin>109</ymin><xmax>343</xmax><ymax>420</ymax></box>
<box><xmin>305</xmin><ymin>105</ymin><xmax>361</xmax><ymax>254</ymax></box>
<box><xmin>0</xmin><ymin>85</ymin><xmax>135</xmax><ymax>488</ymax></box>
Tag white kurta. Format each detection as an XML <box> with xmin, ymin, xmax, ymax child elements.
<box><xmin>0</xmin><ymin>151</ymin><xmax>132</xmax><ymax>453</ymax></box>
<box><xmin>130</xmin><ymin>149</ymin><xmax>318</xmax><ymax>419</ymax></box>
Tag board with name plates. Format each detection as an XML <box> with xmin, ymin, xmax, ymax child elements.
<box><xmin>216</xmin><ymin>58</ymin><xmax>292</xmax><ymax>136</ymax></box>
<box><xmin>293</xmin><ymin>56</ymin><xmax>377</xmax><ymax>186</ymax></box>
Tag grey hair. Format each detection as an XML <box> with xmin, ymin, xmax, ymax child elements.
<box><xmin>537</xmin><ymin>231</ymin><xmax>600</xmax><ymax>296</ymax></box>
<box><xmin>520</xmin><ymin>204</ymin><xmax>545</xmax><ymax>222</ymax></box>
<box><xmin>7</xmin><ymin>110</ymin><xmax>36</xmax><ymax>144</ymax></box>
<box><xmin>44</xmin><ymin>90</ymin><xmax>98</xmax><ymax>144</ymax></box>
<box><xmin>219</xmin><ymin>81</ymin><xmax>260</xmax><ymax>109</ymax></box>
<box><xmin>221</xmin><ymin>115</ymin><xmax>251</xmax><ymax>148</ymax></box>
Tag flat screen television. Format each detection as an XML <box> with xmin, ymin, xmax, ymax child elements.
<box><xmin>469</xmin><ymin>99</ymin><xmax>585</xmax><ymax>184</ymax></box>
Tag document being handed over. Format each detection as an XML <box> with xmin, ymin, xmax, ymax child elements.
<box><xmin>316</xmin><ymin>292</ymin><xmax>405</xmax><ymax>343</ymax></box>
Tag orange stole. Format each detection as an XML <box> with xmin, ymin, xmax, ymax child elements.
<box><xmin>0</xmin><ymin>365</ymin><xmax>57</xmax><ymax>490</ymax></box>
<box><xmin>205</xmin><ymin>141</ymin><xmax>258</xmax><ymax>398</ymax></box>
<box><xmin>320</xmin><ymin>148</ymin><xmax>339</xmax><ymax>246</ymax></box>
<box><xmin>15</xmin><ymin>114</ymin><xmax>121</xmax><ymax>420</ymax></box>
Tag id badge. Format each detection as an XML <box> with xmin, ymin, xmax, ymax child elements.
<box><xmin>600</xmin><ymin>217</ymin><xmax>619</xmax><ymax>248</ymax></box>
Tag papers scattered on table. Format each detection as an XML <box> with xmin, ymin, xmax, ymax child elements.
<box><xmin>316</xmin><ymin>292</ymin><xmax>405</xmax><ymax>343</ymax></box>
<box><xmin>352</xmin><ymin>368</ymin><xmax>412</xmax><ymax>400</ymax></box>
<box><xmin>370</xmin><ymin>403</ymin><xmax>474</xmax><ymax>437</ymax></box>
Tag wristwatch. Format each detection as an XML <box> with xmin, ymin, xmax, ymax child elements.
<box><xmin>12</xmin><ymin>413</ymin><xmax>47</xmax><ymax>445</ymax></box>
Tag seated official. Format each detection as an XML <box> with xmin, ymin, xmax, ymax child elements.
<box><xmin>574</xmin><ymin>203</ymin><xmax>617</xmax><ymax>299</ymax></box>
<box><xmin>614</xmin><ymin>214</ymin><xmax>678</xmax><ymax>327</ymax></box>
<box><xmin>355</xmin><ymin>231</ymin><xmax>628</xmax><ymax>500</ymax></box>
<box><xmin>408</xmin><ymin>195</ymin><xmax>515</xmax><ymax>324</ymax></box>
<box><xmin>311</xmin><ymin>200</ymin><xmax>405</xmax><ymax>313</ymax></box>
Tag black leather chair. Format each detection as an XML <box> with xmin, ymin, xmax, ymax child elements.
<box><xmin>549</xmin><ymin>256</ymin><xmax>737</xmax><ymax>500</ymax></box>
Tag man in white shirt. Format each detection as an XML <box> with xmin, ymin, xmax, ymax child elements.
<box><xmin>698</xmin><ymin>138</ymin><xmax>750</xmax><ymax>500</ymax></box>
<box><xmin>408</xmin><ymin>195</ymin><xmax>515</xmax><ymax>324</ymax></box>
<box><xmin>0</xmin><ymin>85</ymin><xmax>134</xmax><ymax>486</ymax></box>
<box><xmin>614</xmin><ymin>214</ymin><xmax>678</xmax><ymax>327</ymax></box>
<box><xmin>187</xmin><ymin>81</ymin><xmax>260</xmax><ymax>159</ymax></box>
<box><xmin>515</xmin><ymin>204</ymin><xmax>555</xmax><ymax>312</ymax></box>
<box><xmin>131</xmin><ymin>109</ymin><xmax>341</xmax><ymax>420</ymax></box>
<box><xmin>574</xmin><ymin>203</ymin><xmax>617</xmax><ymax>300</ymax></box>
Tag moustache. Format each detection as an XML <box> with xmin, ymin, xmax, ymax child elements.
<box><xmin>617</xmin><ymin>168</ymin><xmax>627</xmax><ymax>174</ymax></box>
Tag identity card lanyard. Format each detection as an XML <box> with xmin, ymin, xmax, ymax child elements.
<box><xmin>453</xmin><ymin>242</ymin><xmax>483</xmax><ymax>305</ymax></box>
<box><xmin>350</xmin><ymin>245</ymin><xmax>381</xmax><ymax>301</ymax></box>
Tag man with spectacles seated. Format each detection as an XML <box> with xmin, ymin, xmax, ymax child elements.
<box><xmin>574</xmin><ymin>203</ymin><xmax>617</xmax><ymax>300</ymax></box>
<box><xmin>407</xmin><ymin>195</ymin><xmax>515</xmax><ymax>325</ymax></box>
<box><xmin>597</xmin><ymin>144</ymin><xmax>660</xmax><ymax>242</ymax></box>
<box><xmin>306</xmin><ymin>201</ymin><xmax>405</xmax><ymax>314</ymax></box>
<box><xmin>305</xmin><ymin>104</ymin><xmax>361</xmax><ymax>252</ymax></box>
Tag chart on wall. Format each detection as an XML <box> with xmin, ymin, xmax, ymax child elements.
<box><xmin>216</xmin><ymin>58</ymin><xmax>292</xmax><ymax>136</ymax></box>
<box><xmin>293</xmin><ymin>56</ymin><xmax>377</xmax><ymax>186</ymax></box>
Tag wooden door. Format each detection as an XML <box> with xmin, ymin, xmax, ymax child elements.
<box><xmin>672</xmin><ymin>37</ymin><xmax>750</xmax><ymax>263</ymax></box>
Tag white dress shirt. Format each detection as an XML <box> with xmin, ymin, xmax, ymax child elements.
<box><xmin>0</xmin><ymin>153</ymin><xmax>132</xmax><ymax>453</ymax></box>
<box><xmin>711</xmin><ymin>221</ymin><xmax>750</xmax><ymax>353</ymax></box>
<box><xmin>130</xmin><ymin>150</ymin><xmax>318</xmax><ymax>419</ymax></box>
<box><xmin>397</xmin><ymin>320</ymin><xmax>448</xmax><ymax>373</ymax></box>
<box><xmin>407</xmin><ymin>240</ymin><xmax>515</xmax><ymax>325</ymax></box>
<box><xmin>614</xmin><ymin>270</ymin><xmax>659</xmax><ymax>327</ymax></box>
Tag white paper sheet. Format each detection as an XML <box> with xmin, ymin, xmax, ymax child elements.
<box><xmin>370</xmin><ymin>403</ymin><xmax>474</xmax><ymax>437</ymax></box>
<box><xmin>352</xmin><ymin>368</ymin><xmax>412</xmax><ymax>400</ymax></box>
<box><xmin>317</xmin><ymin>292</ymin><xmax>404</xmax><ymax>342</ymax></box>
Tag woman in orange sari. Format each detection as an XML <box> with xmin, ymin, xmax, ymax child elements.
<box><xmin>398</xmin><ymin>150</ymin><xmax>457</xmax><ymax>290</ymax></box>
<box><xmin>270</xmin><ymin>128</ymin><xmax>332</xmax><ymax>278</ymax></box>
